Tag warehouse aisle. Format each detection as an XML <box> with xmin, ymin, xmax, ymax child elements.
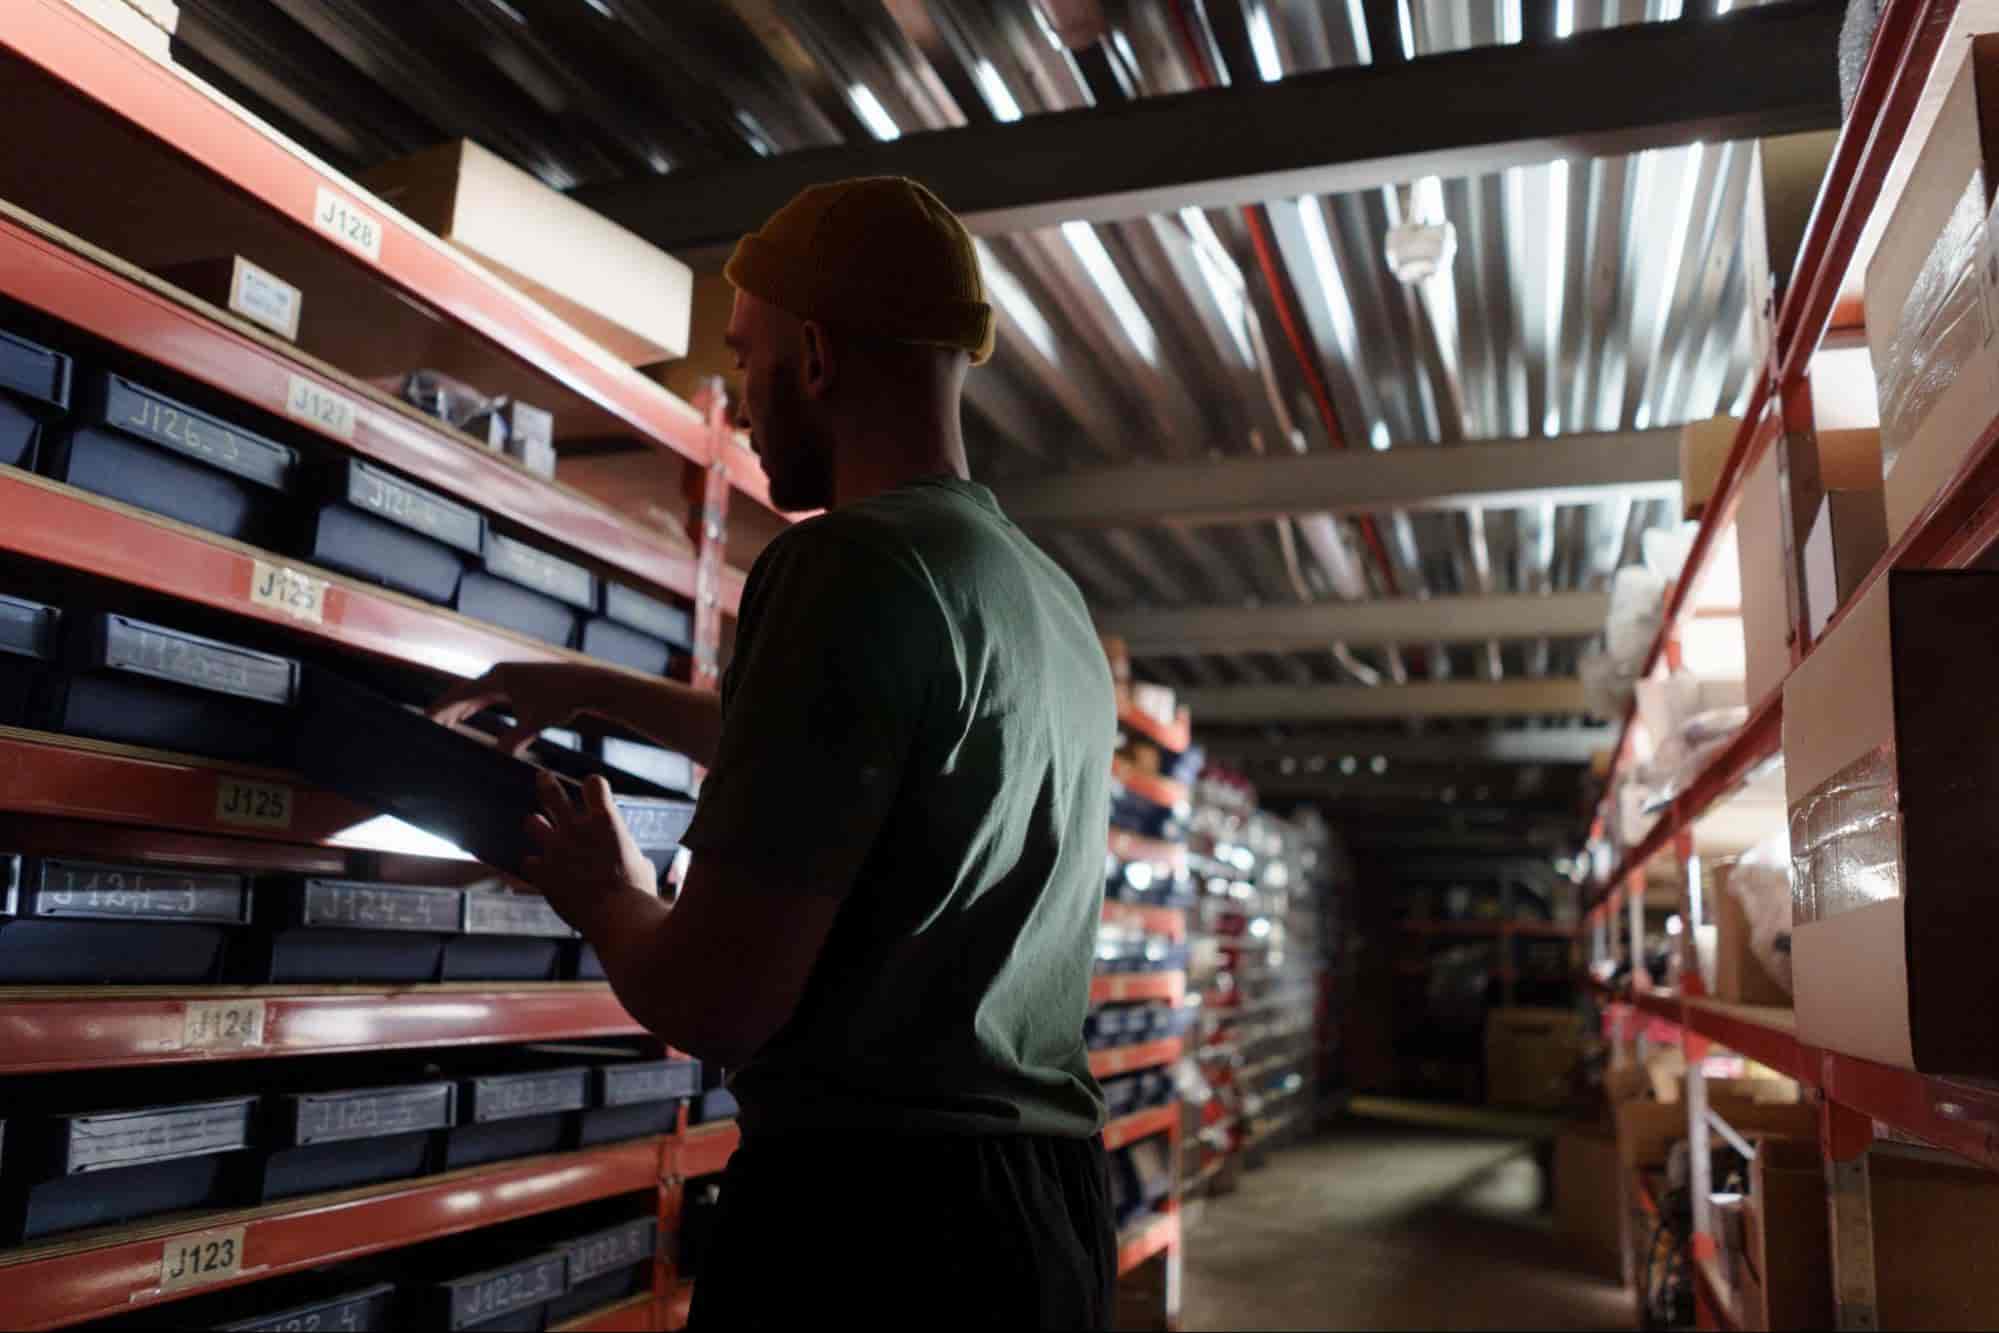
<box><xmin>1183</xmin><ymin>1123</ymin><xmax>1632</xmax><ymax>1331</ymax></box>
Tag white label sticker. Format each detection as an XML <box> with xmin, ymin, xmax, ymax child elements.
<box><xmin>215</xmin><ymin>776</ymin><xmax>294</xmax><ymax>830</ymax></box>
<box><xmin>284</xmin><ymin>373</ymin><xmax>356</xmax><ymax>442</ymax></box>
<box><xmin>184</xmin><ymin>999</ymin><xmax>267</xmax><ymax>1051</ymax></box>
<box><xmin>250</xmin><ymin>558</ymin><xmax>328</xmax><ymax>625</ymax></box>
<box><xmin>312</xmin><ymin>184</ymin><xmax>383</xmax><ymax>262</ymax></box>
<box><xmin>231</xmin><ymin>260</ymin><xmax>301</xmax><ymax>339</ymax></box>
<box><xmin>159</xmin><ymin>1225</ymin><xmax>247</xmax><ymax>1294</ymax></box>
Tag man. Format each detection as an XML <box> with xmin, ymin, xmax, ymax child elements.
<box><xmin>433</xmin><ymin>177</ymin><xmax>1118</xmax><ymax>1329</ymax></box>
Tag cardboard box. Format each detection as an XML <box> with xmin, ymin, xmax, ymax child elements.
<box><xmin>1873</xmin><ymin>1147</ymin><xmax>1999</xmax><ymax>1328</ymax></box>
<box><xmin>1746</xmin><ymin>1135</ymin><xmax>1833</xmax><ymax>1332</ymax></box>
<box><xmin>1712</xmin><ymin>862</ymin><xmax>1792</xmax><ymax>1007</ymax></box>
<box><xmin>1867</xmin><ymin>36</ymin><xmax>1999</xmax><ymax>544</ymax></box>
<box><xmin>1735</xmin><ymin>442</ymin><xmax>1791</xmax><ymax>708</ymax></box>
<box><xmin>155</xmin><ymin>255</ymin><xmax>304</xmax><ymax>342</ymax></box>
<box><xmin>1484</xmin><ymin>1006</ymin><xmax>1581</xmax><ymax>1109</ymax></box>
<box><xmin>1681</xmin><ymin>416</ymin><xmax>1740</xmax><ymax>520</ymax></box>
<box><xmin>62</xmin><ymin>0</ymin><xmax>171</xmax><ymax>60</ymax></box>
<box><xmin>1803</xmin><ymin>489</ymin><xmax>1888</xmax><ymax>640</ymax></box>
<box><xmin>1786</xmin><ymin>570</ymin><xmax>1999</xmax><ymax>1074</ymax></box>
<box><xmin>1554</xmin><ymin>1122</ymin><xmax>1624</xmax><ymax>1282</ymax></box>
<box><xmin>364</xmin><ymin>141</ymin><xmax>693</xmax><ymax>366</ymax></box>
<box><xmin>1614</xmin><ymin>1096</ymin><xmax>1815</xmax><ymax>1173</ymax></box>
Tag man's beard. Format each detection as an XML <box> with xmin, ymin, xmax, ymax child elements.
<box><xmin>758</xmin><ymin>371</ymin><xmax>835</xmax><ymax>512</ymax></box>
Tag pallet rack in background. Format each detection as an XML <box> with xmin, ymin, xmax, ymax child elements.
<box><xmin>1579</xmin><ymin>3</ymin><xmax>1999</xmax><ymax>1328</ymax></box>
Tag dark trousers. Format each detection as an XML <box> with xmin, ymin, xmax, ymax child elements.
<box><xmin>687</xmin><ymin>1130</ymin><xmax>1116</xmax><ymax>1330</ymax></box>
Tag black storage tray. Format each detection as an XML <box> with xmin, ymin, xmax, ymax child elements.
<box><xmin>545</xmin><ymin>1264</ymin><xmax>649</xmax><ymax>1326</ymax></box>
<box><xmin>237</xmin><ymin>878</ymin><xmax>461</xmax><ymax>984</ymax></box>
<box><xmin>577</xmin><ymin>617</ymin><xmax>670</xmax><ymax>675</ymax></box>
<box><xmin>597</xmin><ymin>1057</ymin><xmax>701</xmax><ymax>1107</ymax></box>
<box><xmin>0</xmin><ymin>325</ymin><xmax>72</xmax><ymax>421</ymax></box>
<box><xmin>433</xmin><ymin>1115</ymin><xmax>568</xmax><ymax>1172</ymax></box>
<box><xmin>295</xmin><ymin>668</ymin><xmax>675</xmax><ymax>877</ymax></box>
<box><xmin>211</xmin><ymin>1279</ymin><xmax>399</xmax><ymax>1332</ymax></box>
<box><xmin>484</xmin><ymin>531</ymin><xmax>597</xmax><ymax>611</ymax></box>
<box><xmin>255</xmin><ymin>1130</ymin><xmax>434</xmax><ymax>1203</ymax></box>
<box><xmin>455</xmin><ymin>571</ymin><xmax>578</xmax><ymax>648</ymax></box>
<box><xmin>2</xmin><ymin>1093</ymin><xmax>258</xmax><ymax>1240</ymax></box>
<box><xmin>558</xmin><ymin>1214</ymin><xmax>657</xmax><ymax>1288</ymax></box>
<box><xmin>305</xmin><ymin>502</ymin><xmax>465</xmax><ymax>605</ymax></box>
<box><xmin>0</xmin><ymin>593</ymin><xmax>58</xmax><ymax>728</ymax></box>
<box><xmin>322</xmin><ymin>457</ymin><xmax>484</xmax><ymax>556</ymax></box>
<box><xmin>572</xmin><ymin>1100</ymin><xmax>675</xmax><ymax>1148</ymax></box>
<box><xmin>80</xmin><ymin>371</ymin><xmax>297</xmax><ymax>492</ymax></box>
<box><xmin>79</xmin><ymin>612</ymin><xmax>299</xmax><ymax>705</ymax></box>
<box><xmin>600</xmin><ymin>583</ymin><xmax>692</xmax><ymax>651</ymax></box>
<box><xmin>406</xmin><ymin>1247</ymin><xmax>568</xmax><ymax>1332</ymax></box>
<box><xmin>566</xmin><ymin>940</ymin><xmax>605</xmax><ymax>981</ymax></box>
<box><xmin>45</xmin><ymin>426</ymin><xmax>290</xmax><ymax>548</ymax></box>
<box><xmin>460</xmin><ymin>1065</ymin><xmax>590</xmax><ymax>1125</ymax></box>
<box><xmin>0</xmin><ymin>856</ymin><xmax>248</xmax><ymax>984</ymax></box>
<box><xmin>442</xmin><ymin>891</ymin><xmax>573</xmax><ymax>981</ymax></box>
<box><xmin>44</xmin><ymin>671</ymin><xmax>292</xmax><ymax>765</ymax></box>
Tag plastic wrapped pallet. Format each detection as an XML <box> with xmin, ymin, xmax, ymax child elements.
<box><xmin>1867</xmin><ymin>36</ymin><xmax>1999</xmax><ymax>543</ymax></box>
<box><xmin>1785</xmin><ymin>570</ymin><xmax>1999</xmax><ymax>1074</ymax></box>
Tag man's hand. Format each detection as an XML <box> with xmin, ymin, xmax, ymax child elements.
<box><xmin>521</xmin><ymin>773</ymin><xmax>659</xmax><ymax>935</ymax></box>
<box><xmin>431</xmin><ymin>662</ymin><xmax>614</xmax><ymax>754</ymax></box>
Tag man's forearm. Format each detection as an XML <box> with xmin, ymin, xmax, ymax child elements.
<box><xmin>582</xmin><ymin>673</ymin><xmax>725</xmax><ymax>769</ymax></box>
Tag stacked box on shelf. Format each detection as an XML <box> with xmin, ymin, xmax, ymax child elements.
<box><xmin>0</xmin><ymin>325</ymin><xmax>69</xmax><ymax>471</ymax></box>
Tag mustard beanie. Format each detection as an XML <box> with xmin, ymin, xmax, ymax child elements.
<box><xmin>724</xmin><ymin>176</ymin><xmax>996</xmax><ymax>365</ymax></box>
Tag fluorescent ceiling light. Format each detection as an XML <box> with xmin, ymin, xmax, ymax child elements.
<box><xmin>1545</xmin><ymin>157</ymin><xmax>1570</xmax><ymax>433</ymax></box>
<box><xmin>487</xmin><ymin>0</ymin><xmax>527</xmax><ymax>23</ymax></box>
<box><xmin>1061</xmin><ymin>221</ymin><xmax>1160</xmax><ymax>365</ymax></box>
<box><xmin>1660</xmin><ymin>0</ymin><xmax>1685</xmax><ymax>19</ymax></box>
<box><xmin>975</xmin><ymin>240</ymin><xmax>1059</xmax><ymax>363</ymax></box>
<box><xmin>1299</xmin><ymin>195</ymin><xmax>1363</xmax><ymax>367</ymax></box>
<box><xmin>581</xmin><ymin>0</ymin><xmax>614</xmax><ymax>16</ymax></box>
<box><xmin>975</xmin><ymin>59</ymin><xmax>1023</xmax><ymax>122</ymax></box>
<box><xmin>1395</xmin><ymin>0</ymin><xmax>1416</xmax><ymax>60</ymax></box>
<box><xmin>1344</xmin><ymin>0</ymin><xmax>1373</xmax><ymax>63</ymax></box>
<box><xmin>848</xmin><ymin>85</ymin><xmax>902</xmax><ymax>141</ymax></box>
<box><xmin>1180</xmin><ymin>208</ymin><xmax>1256</xmax><ymax>367</ymax></box>
<box><xmin>1369</xmin><ymin>421</ymin><xmax>1391</xmax><ymax>450</ymax></box>
<box><xmin>1556</xmin><ymin>0</ymin><xmax>1575</xmax><ymax>38</ymax></box>
<box><xmin>1502</xmin><ymin>0</ymin><xmax>1522</xmax><ymax>44</ymax></box>
<box><xmin>1246</xmin><ymin>2</ymin><xmax>1285</xmax><ymax>82</ymax></box>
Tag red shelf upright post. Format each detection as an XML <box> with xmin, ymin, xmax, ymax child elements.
<box><xmin>687</xmin><ymin>381</ymin><xmax>736</xmax><ymax>691</ymax></box>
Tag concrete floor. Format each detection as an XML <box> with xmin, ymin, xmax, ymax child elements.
<box><xmin>1182</xmin><ymin>1123</ymin><xmax>1635</xmax><ymax>1331</ymax></box>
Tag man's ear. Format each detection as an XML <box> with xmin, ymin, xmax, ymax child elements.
<box><xmin>799</xmin><ymin>320</ymin><xmax>837</xmax><ymax>400</ymax></box>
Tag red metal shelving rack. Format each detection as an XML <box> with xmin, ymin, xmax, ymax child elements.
<box><xmin>1581</xmin><ymin>11</ymin><xmax>1999</xmax><ymax>1326</ymax></box>
<box><xmin>1090</xmin><ymin>971</ymin><xmax>1187</xmax><ymax>1006</ymax></box>
<box><xmin>1090</xmin><ymin>1036</ymin><xmax>1185</xmax><ymax>1080</ymax></box>
<box><xmin>1117</xmin><ymin>700</ymin><xmax>1192</xmax><ymax>755</ymax></box>
<box><xmin>0</xmin><ymin>1139</ymin><xmax>666</xmax><ymax>1332</ymax></box>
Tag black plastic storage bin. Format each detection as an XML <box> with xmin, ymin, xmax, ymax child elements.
<box><xmin>403</xmin><ymin>1243</ymin><xmax>570</xmax><ymax>1332</ymax></box>
<box><xmin>573</xmin><ymin>1051</ymin><xmax>701</xmax><ymax>1148</ymax></box>
<box><xmin>577</xmin><ymin>617</ymin><xmax>671</xmax><ymax>675</ymax></box>
<box><xmin>255</xmin><ymin>1076</ymin><xmax>457</xmax><ymax>1202</ymax></box>
<box><xmin>442</xmin><ymin>891</ymin><xmax>574</xmax><ymax>982</ymax></box>
<box><xmin>0</xmin><ymin>855</ymin><xmax>250</xmax><ymax>983</ymax></box>
<box><xmin>599</xmin><ymin>582</ymin><xmax>692</xmax><ymax>652</ymax></box>
<box><xmin>236</xmin><ymin>877</ymin><xmax>462</xmax><ymax>984</ymax></box>
<box><xmin>0</xmin><ymin>1092</ymin><xmax>258</xmax><ymax>1241</ymax></box>
<box><xmin>303</xmin><ymin>458</ymin><xmax>482</xmax><ymax>605</ymax></box>
<box><xmin>43</xmin><ymin>612</ymin><xmax>299</xmax><ymax>765</ymax></box>
<box><xmin>0</xmin><ymin>593</ymin><xmax>58</xmax><ymax>728</ymax></box>
<box><xmin>0</xmin><ymin>327</ymin><xmax>72</xmax><ymax>472</ymax></box>
<box><xmin>454</xmin><ymin>571</ymin><xmax>578</xmax><ymax>648</ymax></box>
<box><xmin>87</xmin><ymin>1271</ymin><xmax>397</xmax><ymax>1333</ymax></box>
<box><xmin>433</xmin><ymin>1060</ymin><xmax>591</xmax><ymax>1172</ymax></box>
<box><xmin>291</xmin><ymin>667</ymin><xmax>692</xmax><ymax>879</ymax></box>
<box><xmin>483</xmin><ymin>531</ymin><xmax>597</xmax><ymax>611</ymax></box>
<box><xmin>543</xmin><ymin>1214</ymin><xmax>658</xmax><ymax>1325</ymax></box>
<box><xmin>44</xmin><ymin>371</ymin><xmax>299</xmax><ymax>547</ymax></box>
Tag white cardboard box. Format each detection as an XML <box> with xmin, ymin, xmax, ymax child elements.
<box><xmin>1735</xmin><ymin>444</ymin><xmax>1790</xmax><ymax>709</ymax></box>
<box><xmin>1802</xmin><ymin>490</ymin><xmax>1887</xmax><ymax>640</ymax></box>
<box><xmin>364</xmin><ymin>140</ymin><xmax>693</xmax><ymax>367</ymax></box>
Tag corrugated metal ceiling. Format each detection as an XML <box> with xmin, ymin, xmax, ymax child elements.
<box><xmin>172</xmin><ymin>0</ymin><xmax>1787</xmax><ymax>779</ymax></box>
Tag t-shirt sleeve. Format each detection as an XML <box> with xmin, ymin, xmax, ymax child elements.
<box><xmin>678</xmin><ymin>523</ymin><xmax>938</xmax><ymax>897</ymax></box>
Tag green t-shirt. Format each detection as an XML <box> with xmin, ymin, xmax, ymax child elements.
<box><xmin>679</xmin><ymin>475</ymin><xmax>1115</xmax><ymax>1138</ymax></box>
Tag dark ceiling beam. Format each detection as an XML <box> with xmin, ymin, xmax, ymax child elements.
<box><xmin>1202</xmin><ymin>726</ymin><xmax>1611</xmax><ymax>766</ymax></box>
<box><xmin>1179</xmin><ymin>677</ymin><xmax>1587</xmax><ymax>723</ymax></box>
<box><xmin>988</xmin><ymin>428</ymin><xmax>1679</xmax><ymax>529</ymax></box>
<box><xmin>570</xmin><ymin>1</ymin><xmax>1842</xmax><ymax>268</ymax></box>
<box><xmin>1097</xmin><ymin>590</ymin><xmax>1606</xmax><ymax>656</ymax></box>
